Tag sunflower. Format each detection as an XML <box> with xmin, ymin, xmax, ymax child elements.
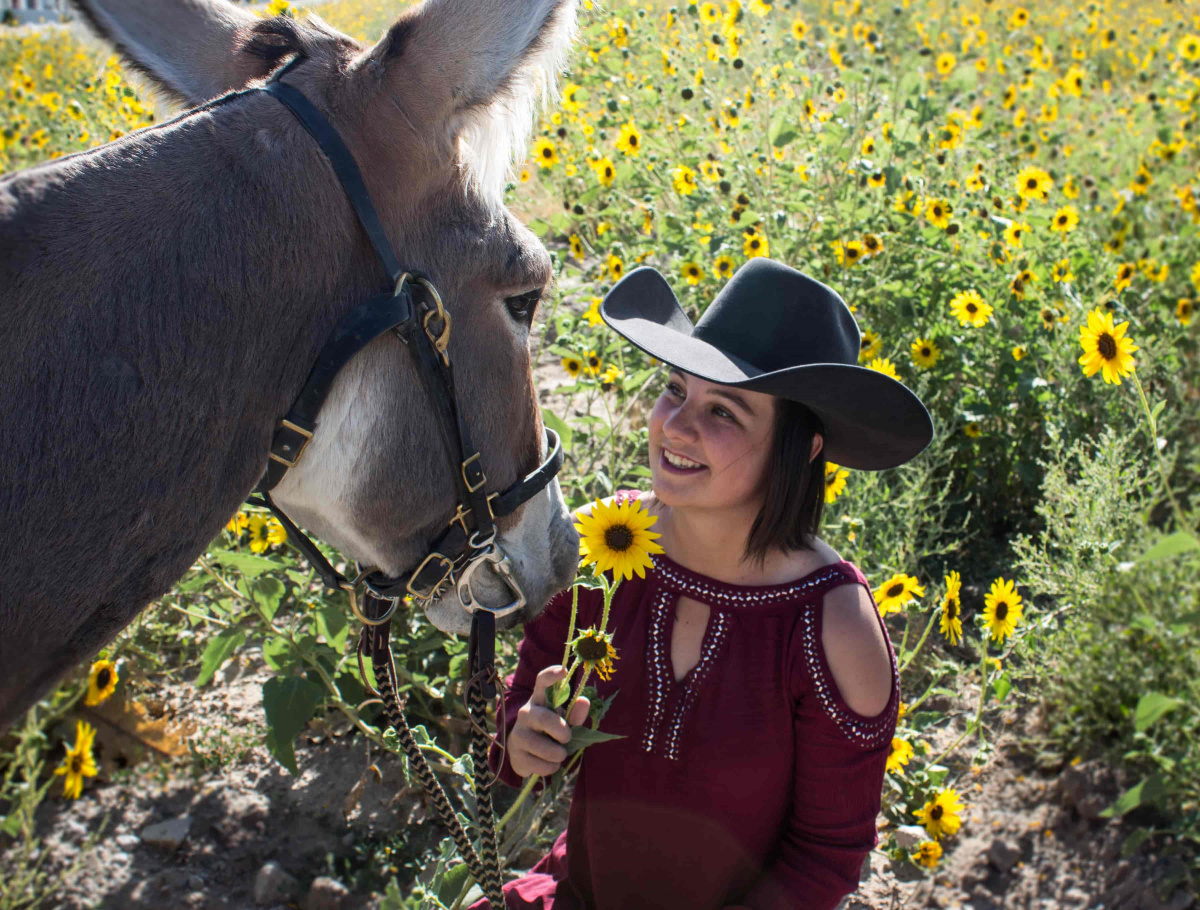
<box><xmin>859</xmin><ymin>330</ymin><xmax>882</xmax><ymax>362</ymax></box>
<box><xmin>592</xmin><ymin>156</ymin><xmax>617</xmax><ymax>187</ymax></box>
<box><xmin>949</xmin><ymin>289</ymin><xmax>993</xmax><ymax>328</ymax></box>
<box><xmin>606</xmin><ymin>253</ymin><xmax>625</xmax><ymax>282</ymax></box>
<box><xmin>54</xmin><ymin>720</ymin><xmax>98</xmax><ymax>800</ymax></box>
<box><xmin>681</xmin><ymin>262</ymin><xmax>703</xmax><ymax>285</ymax></box>
<box><xmin>915</xmin><ymin>788</ymin><xmax>965</xmax><ymax>840</ymax></box>
<box><xmin>1180</xmin><ymin>34</ymin><xmax>1200</xmax><ymax>62</ymax></box>
<box><xmin>833</xmin><ymin>239</ymin><xmax>864</xmax><ymax>267</ymax></box>
<box><xmin>562</xmin><ymin>356</ymin><xmax>583</xmax><ymax>379</ymax></box>
<box><xmin>225</xmin><ymin>511</ymin><xmax>249</xmax><ymax>535</ymax></box>
<box><xmin>1051</xmin><ymin>205</ymin><xmax>1079</xmax><ymax>234</ymax></box>
<box><xmin>963</xmin><ymin>421</ymin><xmax>982</xmax><ymax>438</ymax></box>
<box><xmin>616</xmin><ymin>121</ymin><xmax>642</xmax><ymax>157</ymax></box>
<box><xmin>935</xmin><ymin>52</ymin><xmax>956</xmax><ymax>76</ymax></box>
<box><xmin>743</xmin><ymin>229</ymin><xmax>769</xmax><ymax>258</ymax></box>
<box><xmin>910</xmin><ymin>337</ymin><xmax>941</xmax><ymax>369</ymax></box>
<box><xmin>1039</xmin><ymin>306</ymin><xmax>1058</xmax><ymax>331</ymax></box>
<box><xmin>824</xmin><ymin>462</ymin><xmax>849</xmax><ymax>504</ymax></box>
<box><xmin>1014</xmin><ymin>165</ymin><xmax>1052</xmax><ymax>201</ymax></box>
<box><xmin>575</xmin><ymin>497</ymin><xmax>664</xmax><ymax>581</ymax></box>
<box><xmin>1176</xmin><ymin>298</ymin><xmax>1193</xmax><ymax>327</ymax></box>
<box><xmin>700</xmin><ymin>1</ymin><xmax>720</xmax><ymax>25</ymax></box>
<box><xmin>940</xmin><ymin>571</ymin><xmax>963</xmax><ymax>645</ymax></box>
<box><xmin>866</xmin><ymin>357</ymin><xmax>899</xmax><ymax>380</ymax></box>
<box><xmin>1052</xmin><ymin>258</ymin><xmax>1075</xmax><ymax>283</ymax></box>
<box><xmin>923</xmin><ymin>197</ymin><xmax>952</xmax><ymax>229</ymax></box>
<box><xmin>569</xmin><ymin>234</ymin><xmax>585</xmax><ymax>260</ymax></box>
<box><xmin>85</xmin><ymin>660</ymin><xmax>118</xmax><ymax>707</ymax></box>
<box><xmin>861</xmin><ymin>233</ymin><xmax>884</xmax><ymax>257</ymax></box>
<box><xmin>982</xmin><ymin>576</ymin><xmax>1023</xmax><ymax>643</ymax></box>
<box><xmin>913</xmin><ymin>840</ymin><xmax>943</xmax><ymax>868</ymax></box>
<box><xmin>886</xmin><ymin>737</ymin><xmax>914</xmax><ymax>774</ymax></box>
<box><xmin>248</xmin><ymin>516</ymin><xmax>287</xmax><ymax>554</ymax></box>
<box><xmin>584</xmin><ymin>350</ymin><xmax>603</xmax><ymax>376</ymax></box>
<box><xmin>532</xmin><ymin>137</ymin><xmax>558</xmax><ymax>169</ymax></box>
<box><xmin>572</xmin><ymin>627</ymin><xmax>619</xmax><ymax>681</ymax></box>
<box><xmin>582</xmin><ymin>297</ymin><xmax>603</xmax><ymax>328</ymax></box>
<box><xmin>1078</xmin><ymin>307</ymin><xmax>1138</xmax><ymax>384</ymax></box>
<box><xmin>1114</xmin><ymin>262</ymin><xmax>1135</xmax><ymax>292</ymax></box>
<box><xmin>1009</xmin><ymin>6</ymin><xmax>1029</xmax><ymax>27</ymax></box>
<box><xmin>874</xmin><ymin>573</ymin><xmax>925</xmax><ymax>615</ymax></box>
<box><xmin>713</xmin><ymin>256</ymin><xmax>736</xmax><ymax>280</ymax></box>
<box><xmin>861</xmin><ymin>135</ymin><xmax>876</xmax><ymax>156</ymax></box>
<box><xmin>1003</xmin><ymin>220</ymin><xmax>1030</xmax><ymax>248</ymax></box>
<box><xmin>868</xmin><ymin>171</ymin><xmax>886</xmax><ymax>188</ymax></box>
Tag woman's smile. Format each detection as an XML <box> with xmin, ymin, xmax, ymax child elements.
<box><xmin>660</xmin><ymin>446</ymin><xmax>707</xmax><ymax>473</ymax></box>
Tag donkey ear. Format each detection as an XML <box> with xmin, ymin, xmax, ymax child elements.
<box><xmin>68</xmin><ymin>0</ymin><xmax>292</xmax><ymax>107</ymax></box>
<box><xmin>372</xmin><ymin>0</ymin><xmax>579</xmax><ymax>202</ymax></box>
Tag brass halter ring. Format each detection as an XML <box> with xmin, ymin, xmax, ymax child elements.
<box><xmin>345</xmin><ymin>566</ymin><xmax>401</xmax><ymax>626</ymax></box>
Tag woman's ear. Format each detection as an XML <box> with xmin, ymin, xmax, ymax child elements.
<box><xmin>809</xmin><ymin>432</ymin><xmax>824</xmax><ymax>463</ymax></box>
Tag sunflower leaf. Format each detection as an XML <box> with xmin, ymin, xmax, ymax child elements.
<box><xmin>1101</xmin><ymin>772</ymin><xmax>1167</xmax><ymax>819</ymax></box>
<box><xmin>1134</xmin><ymin>692</ymin><xmax>1183</xmax><ymax>733</ymax></box>
<box><xmin>564</xmin><ymin>726</ymin><xmax>625</xmax><ymax>755</ymax></box>
<box><xmin>194</xmin><ymin>628</ymin><xmax>246</xmax><ymax>688</ymax></box>
<box><xmin>1136</xmin><ymin>531</ymin><xmax>1200</xmax><ymax>563</ymax></box>
<box><xmin>541</xmin><ymin>408</ymin><xmax>574</xmax><ymax>453</ymax></box>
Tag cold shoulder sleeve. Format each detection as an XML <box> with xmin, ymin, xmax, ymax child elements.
<box><xmin>488</xmin><ymin>583</ymin><xmax>604</xmax><ymax>788</ymax></box>
<box><xmin>733</xmin><ymin>571</ymin><xmax>900</xmax><ymax>910</ymax></box>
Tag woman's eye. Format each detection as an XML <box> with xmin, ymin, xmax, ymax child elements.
<box><xmin>713</xmin><ymin>406</ymin><xmax>735</xmax><ymax>420</ymax></box>
<box><xmin>505</xmin><ymin>291</ymin><xmax>540</xmax><ymax>323</ymax></box>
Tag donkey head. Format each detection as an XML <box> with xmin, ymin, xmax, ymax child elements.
<box><xmin>72</xmin><ymin>0</ymin><xmax>582</xmax><ymax>634</ymax></box>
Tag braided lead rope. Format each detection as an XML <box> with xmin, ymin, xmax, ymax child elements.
<box><xmin>364</xmin><ymin>623</ymin><xmax>506</xmax><ymax>908</ymax></box>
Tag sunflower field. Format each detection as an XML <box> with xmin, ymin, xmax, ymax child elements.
<box><xmin>2</xmin><ymin>0</ymin><xmax>1199</xmax><ymax>905</ymax></box>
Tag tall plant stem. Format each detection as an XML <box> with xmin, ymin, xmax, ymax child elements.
<box><xmin>1130</xmin><ymin>371</ymin><xmax>1195</xmax><ymax>538</ymax></box>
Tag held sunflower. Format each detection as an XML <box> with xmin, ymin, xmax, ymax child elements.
<box><xmin>575</xmin><ymin>498</ymin><xmax>665</xmax><ymax>581</ymax></box>
<box><xmin>572</xmin><ymin>627</ymin><xmax>619</xmax><ymax>681</ymax></box>
<box><xmin>85</xmin><ymin>659</ymin><xmax>118</xmax><ymax>707</ymax></box>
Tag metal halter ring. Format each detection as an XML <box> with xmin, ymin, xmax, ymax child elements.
<box><xmin>344</xmin><ymin>566</ymin><xmax>400</xmax><ymax>626</ymax></box>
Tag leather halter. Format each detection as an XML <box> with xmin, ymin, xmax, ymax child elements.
<box><xmin>234</xmin><ymin>57</ymin><xmax>564</xmax><ymax>679</ymax></box>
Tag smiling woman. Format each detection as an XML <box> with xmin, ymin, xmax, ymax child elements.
<box><xmin>476</xmin><ymin>259</ymin><xmax>934</xmax><ymax>910</ymax></box>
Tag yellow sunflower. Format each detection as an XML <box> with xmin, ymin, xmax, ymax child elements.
<box><xmin>606</xmin><ymin>253</ymin><xmax>625</xmax><ymax>282</ymax></box>
<box><xmin>874</xmin><ymin>573</ymin><xmax>925</xmax><ymax>615</ymax></box>
<box><xmin>562</xmin><ymin>356</ymin><xmax>583</xmax><ymax>379</ymax></box>
<box><xmin>1078</xmin><ymin>307</ymin><xmax>1138</xmax><ymax>385</ymax></box>
<box><xmin>672</xmin><ymin>165</ymin><xmax>698</xmax><ymax>196</ymax></box>
<box><xmin>866</xmin><ymin>357</ymin><xmax>899</xmax><ymax>380</ymax></box>
<box><xmin>910</xmin><ymin>338</ymin><xmax>942</xmax><ymax>369</ymax></box>
<box><xmin>859</xmin><ymin>330</ymin><xmax>882</xmax><ymax>362</ymax></box>
<box><xmin>592</xmin><ymin>156</ymin><xmax>617</xmax><ymax>187</ymax></box>
<box><xmin>616</xmin><ymin>121</ymin><xmax>642</xmax><ymax>157</ymax></box>
<box><xmin>225</xmin><ymin>511</ymin><xmax>249</xmax><ymax>535</ymax></box>
<box><xmin>572</xmin><ymin>627</ymin><xmax>619</xmax><ymax>681</ymax></box>
<box><xmin>824</xmin><ymin>462</ymin><xmax>849</xmax><ymax>504</ymax></box>
<box><xmin>582</xmin><ymin>298</ymin><xmax>603</xmax><ymax>328</ymax></box>
<box><xmin>923</xmin><ymin>197</ymin><xmax>952</xmax><ymax>229</ymax></box>
<box><xmin>1051</xmin><ymin>205</ymin><xmax>1079</xmax><ymax>234</ymax></box>
<box><xmin>913</xmin><ymin>840</ymin><xmax>943</xmax><ymax>868</ymax></box>
<box><xmin>713</xmin><ymin>255</ymin><xmax>736</xmax><ymax>280</ymax></box>
<box><xmin>575</xmin><ymin>497</ymin><xmax>665</xmax><ymax>581</ymax></box>
<box><xmin>1176</xmin><ymin>298</ymin><xmax>1193</xmax><ymax>327</ymax></box>
<box><xmin>569</xmin><ymin>233</ymin><xmax>586</xmax><ymax>260</ymax></box>
<box><xmin>1014</xmin><ymin>165</ymin><xmax>1052</xmax><ymax>201</ymax></box>
<box><xmin>949</xmin><ymin>289</ymin><xmax>993</xmax><ymax>328</ymax></box>
<box><xmin>833</xmin><ymin>239</ymin><xmax>865</xmax><ymax>267</ymax></box>
<box><xmin>681</xmin><ymin>262</ymin><xmax>703</xmax><ymax>285</ymax></box>
<box><xmin>743</xmin><ymin>229</ymin><xmax>769</xmax><ymax>258</ymax></box>
<box><xmin>584</xmin><ymin>350</ymin><xmax>603</xmax><ymax>376</ymax></box>
<box><xmin>940</xmin><ymin>570</ymin><xmax>963</xmax><ymax>645</ymax></box>
<box><xmin>982</xmin><ymin>576</ymin><xmax>1023</xmax><ymax>643</ymax></box>
<box><xmin>915</xmin><ymin>788</ymin><xmax>966</xmax><ymax>840</ymax></box>
<box><xmin>532</xmin><ymin>137</ymin><xmax>558</xmax><ymax>169</ymax></box>
<box><xmin>886</xmin><ymin>737</ymin><xmax>914</xmax><ymax>774</ymax></box>
<box><xmin>248</xmin><ymin>516</ymin><xmax>287</xmax><ymax>554</ymax></box>
<box><xmin>54</xmin><ymin>720</ymin><xmax>98</xmax><ymax>800</ymax></box>
<box><xmin>935</xmin><ymin>52</ymin><xmax>956</xmax><ymax>76</ymax></box>
<box><xmin>85</xmin><ymin>660</ymin><xmax>118</xmax><ymax>707</ymax></box>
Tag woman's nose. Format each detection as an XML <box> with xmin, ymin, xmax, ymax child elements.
<box><xmin>662</xmin><ymin>403</ymin><xmax>698</xmax><ymax>441</ymax></box>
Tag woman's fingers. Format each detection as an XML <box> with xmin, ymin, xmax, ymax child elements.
<box><xmin>566</xmin><ymin>696</ymin><xmax>591</xmax><ymax>727</ymax></box>
<box><xmin>528</xmin><ymin>664</ymin><xmax>568</xmax><ymax>708</ymax></box>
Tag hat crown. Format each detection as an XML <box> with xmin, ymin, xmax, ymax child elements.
<box><xmin>691</xmin><ymin>259</ymin><xmax>860</xmax><ymax>373</ymax></box>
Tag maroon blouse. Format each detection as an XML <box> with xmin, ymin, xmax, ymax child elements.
<box><xmin>473</xmin><ymin>491</ymin><xmax>900</xmax><ymax>910</ymax></box>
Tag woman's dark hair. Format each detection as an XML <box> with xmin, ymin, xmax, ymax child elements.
<box><xmin>743</xmin><ymin>397</ymin><xmax>826</xmax><ymax>567</ymax></box>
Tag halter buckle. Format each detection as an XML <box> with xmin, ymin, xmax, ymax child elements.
<box><xmin>268</xmin><ymin>419</ymin><xmax>314</xmax><ymax>468</ymax></box>
<box><xmin>461</xmin><ymin>452</ymin><xmax>487</xmax><ymax>493</ymax></box>
<box><xmin>406</xmin><ymin>551</ymin><xmax>456</xmax><ymax>601</ymax></box>
<box><xmin>449</xmin><ymin>492</ymin><xmax>499</xmax><ymax>536</ymax></box>
<box><xmin>455</xmin><ymin>544</ymin><xmax>526</xmax><ymax>619</ymax></box>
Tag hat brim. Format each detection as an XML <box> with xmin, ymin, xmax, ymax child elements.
<box><xmin>600</xmin><ymin>268</ymin><xmax>934</xmax><ymax>471</ymax></box>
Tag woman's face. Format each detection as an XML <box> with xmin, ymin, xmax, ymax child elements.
<box><xmin>648</xmin><ymin>370</ymin><xmax>782</xmax><ymax>512</ymax></box>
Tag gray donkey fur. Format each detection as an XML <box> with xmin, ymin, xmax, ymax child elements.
<box><xmin>0</xmin><ymin>0</ymin><xmax>581</xmax><ymax>731</ymax></box>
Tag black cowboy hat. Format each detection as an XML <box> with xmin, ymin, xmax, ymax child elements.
<box><xmin>599</xmin><ymin>257</ymin><xmax>934</xmax><ymax>471</ymax></box>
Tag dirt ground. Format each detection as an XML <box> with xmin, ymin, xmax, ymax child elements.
<box><xmin>12</xmin><ymin>647</ymin><xmax>1196</xmax><ymax>910</ymax></box>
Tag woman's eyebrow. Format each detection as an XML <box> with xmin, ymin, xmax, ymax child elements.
<box><xmin>709</xmin><ymin>388</ymin><xmax>756</xmax><ymax>415</ymax></box>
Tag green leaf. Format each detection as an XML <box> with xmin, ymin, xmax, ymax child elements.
<box><xmin>1121</xmin><ymin>827</ymin><xmax>1153</xmax><ymax>858</ymax></box>
<box><xmin>207</xmin><ymin>549</ymin><xmax>280</xmax><ymax>579</ymax></box>
<box><xmin>194</xmin><ymin>628</ymin><xmax>246</xmax><ymax>688</ymax></box>
<box><xmin>436</xmin><ymin>862</ymin><xmax>473</xmax><ymax>906</ymax></box>
<box><xmin>1</xmin><ymin>812</ymin><xmax>22</xmax><ymax>838</ymax></box>
<box><xmin>542</xmin><ymin>408</ymin><xmax>574</xmax><ymax>453</ymax></box>
<box><xmin>925</xmin><ymin>764</ymin><xmax>950</xmax><ymax>787</ymax></box>
<box><xmin>547</xmin><ymin>679</ymin><xmax>571</xmax><ymax>710</ymax></box>
<box><xmin>1101</xmin><ymin>773</ymin><xmax>1166</xmax><ymax>818</ymax></box>
<box><xmin>1134</xmin><ymin>692</ymin><xmax>1183</xmax><ymax>733</ymax></box>
<box><xmin>314</xmin><ymin>605</ymin><xmax>349</xmax><ymax>651</ymax></box>
<box><xmin>1149</xmin><ymin>399</ymin><xmax>1166</xmax><ymax>424</ymax></box>
<box><xmin>262</xmin><ymin>636</ymin><xmax>295</xmax><ymax>673</ymax></box>
<box><xmin>992</xmin><ymin>673</ymin><xmax>1012</xmax><ymax>703</ymax></box>
<box><xmin>1136</xmin><ymin>531</ymin><xmax>1200</xmax><ymax>563</ymax></box>
<box><xmin>563</xmin><ymin>726</ymin><xmax>625</xmax><ymax>755</ymax></box>
<box><xmin>262</xmin><ymin>676</ymin><xmax>324</xmax><ymax>775</ymax></box>
<box><xmin>241</xmin><ymin>576</ymin><xmax>286</xmax><ymax>622</ymax></box>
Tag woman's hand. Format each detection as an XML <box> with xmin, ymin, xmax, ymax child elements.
<box><xmin>508</xmin><ymin>665</ymin><xmax>591</xmax><ymax>779</ymax></box>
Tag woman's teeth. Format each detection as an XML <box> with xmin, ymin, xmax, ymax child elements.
<box><xmin>663</xmin><ymin>449</ymin><xmax>704</xmax><ymax>469</ymax></box>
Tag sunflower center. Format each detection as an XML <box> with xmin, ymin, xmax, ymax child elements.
<box><xmin>886</xmin><ymin>583</ymin><xmax>905</xmax><ymax>598</ymax></box>
<box><xmin>95</xmin><ymin>668</ymin><xmax>111</xmax><ymax>691</ymax></box>
<box><xmin>629</xmin><ymin>135</ymin><xmax>639</xmax><ymax>147</ymax></box>
<box><xmin>542</xmin><ymin>147</ymin><xmax>552</xmax><ymax>158</ymax></box>
<box><xmin>1026</xmin><ymin>178</ymin><xmax>1038</xmax><ymax>189</ymax></box>
<box><xmin>70</xmin><ymin>755</ymin><xmax>83</xmax><ymax>774</ymax></box>
<box><xmin>995</xmin><ymin>602</ymin><xmax>1009</xmax><ymax>621</ymax></box>
<box><xmin>930</xmin><ymin>804</ymin><xmax>944</xmax><ymax>820</ymax></box>
<box><xmin>1097</xmin><ymin>333</ymin><xmax>1117</xmax><ymax>359</ymax></box>
<box><xmin>947</xmin><ymin>600</ymin><xmax>959</xmax><ymax>619</ymax></box>
<box><xmin>921</xmin><ymin>346</ymin><xmax>931</xmax><ymax>356</ymax></box>
<box><xmin>966</xmin><ymin>302</ymin><xmax>978</xmax><ymax>313</ymax></box>
<box><xmin>576</xmin><ymin>635</ymin><xmax>611</xmax><ymax>662</ymax></box>
<box><xmin>604</xmin><ymin>525</ymin><xmax>635</xmax><ymax>552</ymax></box>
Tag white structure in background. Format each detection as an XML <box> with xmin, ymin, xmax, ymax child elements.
<box><xmin>2</xmin><ymin>0</ymin><xmax>73</xmax><ymax>26</ymax></box>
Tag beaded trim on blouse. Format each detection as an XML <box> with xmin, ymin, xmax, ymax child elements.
<box><xmin>640</xmin><ymin>553</ymin><xmax>897</xmax><ymax>757</ymax></box>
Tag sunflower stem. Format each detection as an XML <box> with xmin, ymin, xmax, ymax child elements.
<box><xmin>561</xmin><ymin>585</ymin><xmax>581</xmax><ymax>669</ymax></box>
<box><xmin>899</xmin><ymin>606</ymin><xmax>938</xmax><ymax>674</ymax></box>
<box><xmin>1130</xmin><ymin>370</ymin><xmax>1196</xmax><ymax>539</ymax></box>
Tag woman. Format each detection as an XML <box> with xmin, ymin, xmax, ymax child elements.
<box><xmin>475</xmin><ymin>258</ymin><xmax>935</xmax><ymax>910</ymax></box>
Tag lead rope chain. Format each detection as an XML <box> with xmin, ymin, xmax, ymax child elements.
<box><xmin>363</xmin><ymin>609</ymin><xmax>505</xmax><ymax>908</ymax></box>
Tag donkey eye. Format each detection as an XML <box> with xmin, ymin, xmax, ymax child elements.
<box><xmin>505</xmin><ymin>290</ymin><xmax>541</xmax><ymax>323</ymax></box>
